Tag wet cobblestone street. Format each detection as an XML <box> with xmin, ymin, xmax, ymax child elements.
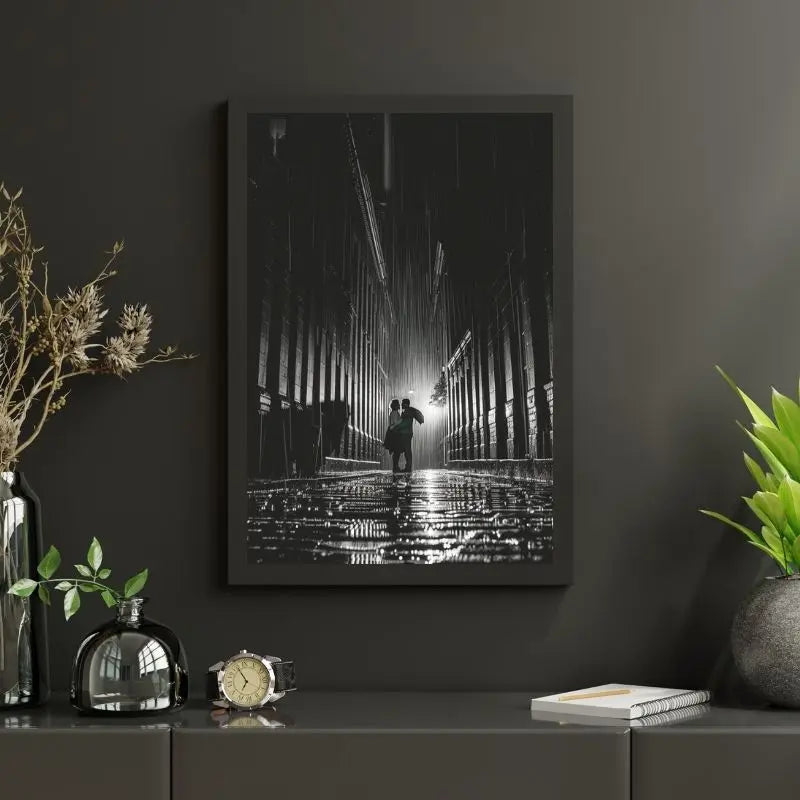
<box><xmin>247</xmin><ymin>469</ymin><xmax>553</xmax><ymax>565</ymax></box>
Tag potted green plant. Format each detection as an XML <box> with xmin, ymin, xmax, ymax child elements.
<box><xmin>701</xmin><ymin>367</ymin><xmax>800</xmax><ymax>707</ymax></box>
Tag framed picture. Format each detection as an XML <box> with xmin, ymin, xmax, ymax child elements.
<box><xmin>227</xmin><ymin>96</ymin><xmax>572</xmax><ymax>585</ymax></box>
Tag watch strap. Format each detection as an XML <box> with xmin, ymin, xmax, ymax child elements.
<box><xmin>273</xmin><ymin>660</ymin><xmax>296</xmax><ymax>693</ymax></box>
<box><xmin>206</xmin><ymin>669</ymin><xmax>223</xmax><ymax>702</ymax></box>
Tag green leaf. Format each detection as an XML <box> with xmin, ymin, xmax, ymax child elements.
<box><xmin>740</xmin><ymin>424</ymin><xmax>790</xmax><ymax>480</ymax></box>
<box><xmin>779</xmin><ymin>477</ymin><xmax>800</xmax><ymax>538</ymax></box>
<box><xmin>748</xmin><ymin>539</ymin><xmax>788</xmax><ymax>568</ymax></box>
<box><xmin>54</xmin><ymin>581</ymin><xmax>73</xmax><ymax>591</ymax></box>
<box><xmin>123</xmin><ymin>568</ymin><xmax>148</xmax><ymax>599</ymax></box>
<box><xmin>97</xmin><ymin>568</ymin><xmax>111</xmax><ymax>580</ymax></box>
<box><xmin>772</xmin><ymin>389</ymin><xmax>800</xmax><ymax>449</ymax></box>
<box><xmin>744</xmin><ymin>452</ymin><xmax>770</xmax><ymax>492</ymax></box>
<box><xmin>751</xmin><ymin>491</ymin><xmax>787</xmax><ymax>532</ymax></box>
<box><xmin>87</xmin><ymin>538</ymin><xmax>102</xmax><ymax>572</ymax></box>
<box><xmin>753</xmin><ymin>424</ymin><xmax>800</xmax><ymax>479</ymax></box>
<box><xmin>717</xmin><ymin>366</ymin><xmax>777</xmax><ymax>429</ymax></box>
<box><xmin>699</xmin><ymin>509</ymin><xmax>764</xmax><ymax>545</ymax></box>
<box><xmin>744</xmin><ymin>496</ymin><xmax>775</xmax><ymax>530</ymax></box>
<box><xmin>36</xmin><ymin>546</ymin><xmax>61</xmax><ymax>580</ymax></box>
<box><xmin>765</xmin><ymin>472</ymin><xmax>781</xmax><ymax>493</ymax></box>
<box><xmin>101</xmin><ymin>590</ymin><xmax>117</xmax><ymax>609</ymax></box>
<box><xmin>8</xmin><ymin>578</ymin><xmax>37</xmax><ymax>597</ymax></box>
<box><xmin>64</xmin><ymin>587</ymin><xmax>80</xmax><ymax>620</ymax></box>
<box><xmin>37</xmin><ymin>584</ymin><xmax>51</xmax><ymax>606</ymax></box>
<box><xmin>75</xmin><ymin>564</ymin><xmax>92</xmax><ymax>578</ymax></box>
<box><xmin>761</xmin><ymin>524</ymin><xmax>788</xmax><ymax>563</ymax></box>
<box><xmin>782</xmin><ymin>523</ymin><xmax>798</xmax><ymax>545</ymax></box>
<box><xmin>78</xmin><ymin>583</ymin><xmax>100</xmax><ymax>593</ymax></box>
<box><xmin>793</xmin><ymin>536</ymin><xmax>800</xmax><ymax>567</ymax></box>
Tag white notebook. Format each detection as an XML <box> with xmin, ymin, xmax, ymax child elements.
<box><xmin>529</xmin><ymin>683</ymin><xmax>711</xmax><ymax>720</ymax></box>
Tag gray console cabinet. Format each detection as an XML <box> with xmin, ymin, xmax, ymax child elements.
<box><xmin>7</xmin><ymin>692</ymin><xmax>800</xmax><ymax>800</ymax></box>
<box><xmin>0</xmin><ymin>723</ymin><xmax>170</xmax><ymax>800</ymax></box>
<box><xmin>173</xmin><ymin>693</ymin><xmax>630</xmax><ymax>800</ymax></box>
<box><xmin>633</xmin><ymin>707</ymin><xmax>800</xmax><ymax>800</ymax></box>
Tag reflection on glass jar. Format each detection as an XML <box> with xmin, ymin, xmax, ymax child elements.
<box><xmin>70</xmin><ymin>597</ymin><xmax>188</xmax><ymax>715</ymax></box>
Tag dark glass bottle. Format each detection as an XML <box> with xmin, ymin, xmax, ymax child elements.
<box><xmin>0</xmin><ymin>471</ymin><xmax>50</xmax><ymax>708</ymax></box>
<box><xmin>70</xmin><ymin>597</ymin><xmax>188</xmax><ymax>715</ymax></box>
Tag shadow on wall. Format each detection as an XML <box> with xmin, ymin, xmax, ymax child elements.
<box><xmin>676</xmin><ymin>503</ymin><xmax>771</xmax><ymax>703</ymax></box>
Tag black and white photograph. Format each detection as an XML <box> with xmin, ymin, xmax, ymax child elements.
<box><xmin>228</xmin><ymin>98</ymin><xmax>572</xmax><ymax>585</ymax></box>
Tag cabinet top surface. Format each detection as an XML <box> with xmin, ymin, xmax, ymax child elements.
<box><xmin>2</xmin><ymin>693</ymin><xmax>799</xmax><ymax>733</ymax></box>
<box><xmin>1</xmin><ymin>692</ymin><xmax>625</xmax><ymax>733</ymax></box>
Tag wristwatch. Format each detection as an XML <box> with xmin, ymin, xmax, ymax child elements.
<box><xmin>206</xmin><ymin>650</ymin><xmax>296</xmax><ymax>711</ymax></box>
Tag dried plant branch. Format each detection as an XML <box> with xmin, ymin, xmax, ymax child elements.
<box><xmin>0</xmin><ymin>184</ymin><xmax>195</xmax><ymax>469</ymax></box>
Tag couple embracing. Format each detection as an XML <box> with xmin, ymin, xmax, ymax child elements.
<box><xmin>383</xmin><ymin>398</ymin><xmax>424</xmax><ymax>475</ymax></box>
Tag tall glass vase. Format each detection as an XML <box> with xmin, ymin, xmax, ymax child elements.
<box><xmin>0</xmin><ymin>471</ymin><xmax>50</xmax><ymax>707</ymax></box>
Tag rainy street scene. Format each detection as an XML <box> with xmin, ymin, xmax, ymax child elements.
<box><xmin>245</xmin><ymin>110</ymin><xmax>555</xmax><ymax>567</ymax></box>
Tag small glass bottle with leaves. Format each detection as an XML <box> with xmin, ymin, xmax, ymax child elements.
<box><xmin>10</xmin><ymin>537</ymin><xmax>188</xmax><ymax>715</ymax></box>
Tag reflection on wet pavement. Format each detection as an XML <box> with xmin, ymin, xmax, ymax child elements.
<box><xmin>247</xmin><ymin>469</ymin><xmax>553</xmax><ymax>565</ymax></box>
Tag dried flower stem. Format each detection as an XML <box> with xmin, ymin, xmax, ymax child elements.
<box><xmin>0</xmin><ymin>184</ymin><xmax>195</xmax><ymax>469</ymax></box>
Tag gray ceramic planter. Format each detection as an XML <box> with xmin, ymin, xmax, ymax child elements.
<box><xmin>731</xmin><ymin>575</ymin><xmax>800</xmax><ymax>708</ymax></box>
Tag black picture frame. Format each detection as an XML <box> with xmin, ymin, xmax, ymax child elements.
<box><xmin>227</xmin><ymin>96</ymin><xmax>573</xmax><ymax>586</ymax></box>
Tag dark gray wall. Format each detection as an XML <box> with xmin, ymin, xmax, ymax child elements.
<box><xmin>3</xmin><ymin>0</ymin><xmax>797</xmax><ymax>693</ymax></box>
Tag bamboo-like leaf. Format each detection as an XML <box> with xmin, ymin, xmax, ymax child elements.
<box><xmin>744</xmin><ymin>496</ymin><xmax>775</xmax><ymax>530</ymax></box>
<box><xmin>779</xmin><ymin>477</ymin><xmax>800</xmax><ymax>538</ymax></box>
<box><xmin>781</xmin><ymin>524</ymin><xmax>798</xmax><ymax>545</ymax></box>
<box><xmin>772</xmin><ymin>389</ymin><xmax>800</xmax><ymax>449</ymax></box>
<box><xmin>751</xmin><ymin>491</ymin><xmax>787</xmax><ymax>532</ymax></box>
<box><xmin>699</xmin><ymin>509</ymin><xmax>764</xmax><ymax>545</ymax></box>
<box><xmin>761</xmin><ymin>525</ymin><xmax>788</xmax><ymax>564</ymax></box>
<box><xmin>717</xmin><ymin>366</ymin><xmax>776</xmax><ymax>429</ymax></box>
<box><xmin>765</xmin><ymin>472</ymin><xmax>781</xmax><ymax>493</ymax></box>
<box><xmin>793</xmin><ymin>536</ymin><xmax>800</xmax><ymax>567</ymax></box>
<box><xmin>740</xmin><ymin>424</ymin><xmax>790</xmax><ymax>480</ymax></box>
<box><xmin>87</xmin><ymin>538</ymin><xmax>102</xmax><ymax>572</ymax></box>
<box><xmin>8</xmin><ymin>578</ymin><xmax>37</xmax><ymax>597</ymax></box>
<box><xmin>64</xmin><ymin>587</ymin><xmax>80</xmax><ymax>620</ymax></box>
<box><xmin>753</xmin><ymin>424</ymin><xmax>800</xmax><ymax>479</ymax></box>
<box><xmin>36</xmin><ymin>546</ymin><xmax>61</xmax><ymax>580</ymax></box>
<box><xmin>749</xmin><ymin>540</ymin><xmax>787</xmax><ymax>567</ymax></box>
<box><xmin>744</xmin><ymin>452</ymin><xmax>770</xmax><ymax>492</ymax></box>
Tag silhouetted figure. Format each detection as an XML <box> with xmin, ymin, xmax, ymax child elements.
<box><xmin>392</xmin><ymin>397</ymin><xmax>424</xmax><ymax>475</ymax></box>
<box><xmin>383</xmin><ymin>398</ymin><xmax>402</xmax><ymax>471</ymax></box>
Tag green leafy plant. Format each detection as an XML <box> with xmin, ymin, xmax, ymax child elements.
<box><xmin>6</xmin><ymin>537</ymin><xmax>148</xmax><ymax>619</ymax></box>
<box><xmin>701</xmin><ymin>366</ymin><xmax>800</xmax><ymax>575</ymax></box>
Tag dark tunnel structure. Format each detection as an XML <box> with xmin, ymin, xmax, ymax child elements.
<box><xmin>246</xmin><ymin>111</ymin><xmax>554</xmax><ymax>482</ymax></box>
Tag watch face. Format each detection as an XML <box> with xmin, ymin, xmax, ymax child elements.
<box><xmin>221</xmin><ymin>654</ymin><xmax>273</xmax><ymax>709</ymax></box>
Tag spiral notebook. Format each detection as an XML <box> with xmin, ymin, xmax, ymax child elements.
<box><xmin>529</xmin><ymin>683</ymin><xmax>712</xmax><ymax>720</ymax></box>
